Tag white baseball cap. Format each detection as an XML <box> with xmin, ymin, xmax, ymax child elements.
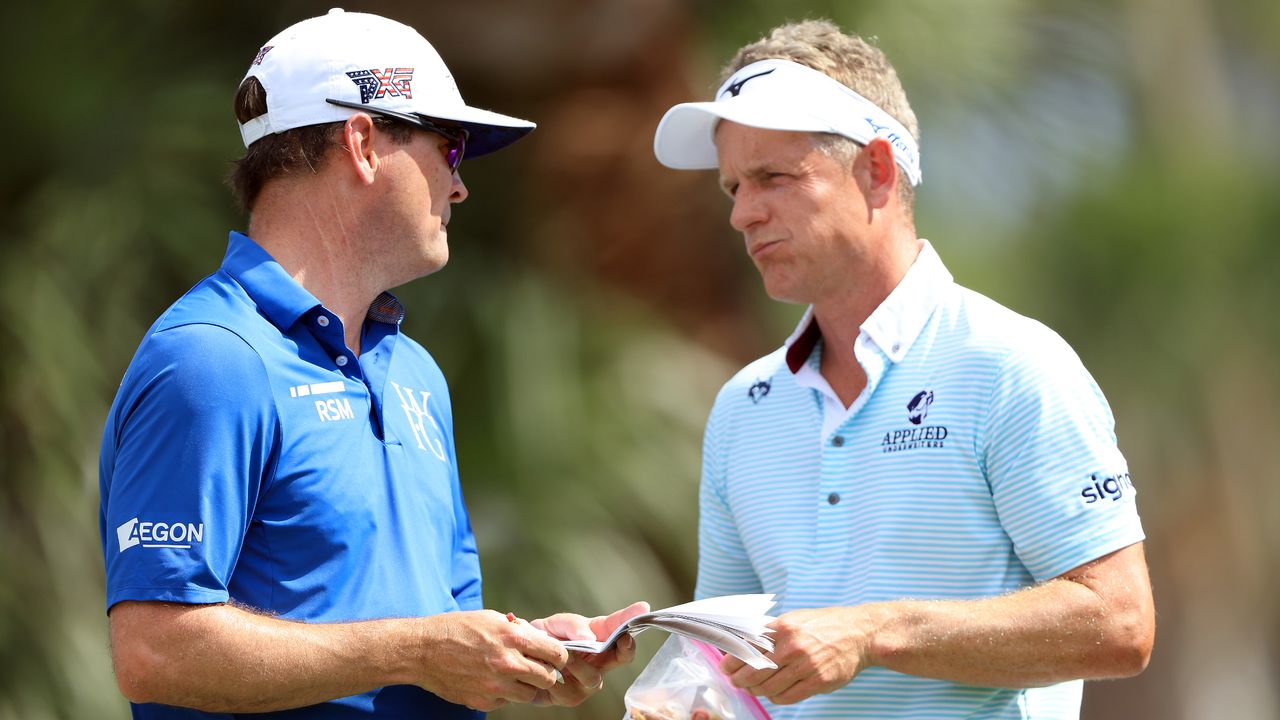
<box><xmin>239</xmin><ymin>8</ymin><xmax>534</xmax><ymax>157</ymax></box>
<box><xmin>653</xmin><ymin>59</ymin><xmax>922</xmax><ymax>186</ymax></box>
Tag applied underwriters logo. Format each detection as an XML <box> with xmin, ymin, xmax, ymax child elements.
<box><xmin>116</xmin><ymin>518</ymin><xmax>205</xmax><ymax>553</ymax></box>
<box><xmin>907</xmin><ymin>390</ymin><xmax>933</xmax><ymax>425</ymax></box>
<box><xmin>881</xmin><ymin>390</ymin><xmax>947</xmax><ymax>453</ymax></box>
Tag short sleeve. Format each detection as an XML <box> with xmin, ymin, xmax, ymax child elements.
<box><xmin>695</xmin><ymin>395</ymin><xmax>763</xmax><ymax>600</ymax></box>
<box><xmin>437</xmin><ymin>380</ymin><xmax>481</xmax><ymax>610</ymax></box>
<box><xmin>99</xmin><ymin>323</ymin><xmax>279</xmax><ymax>612</ymax></box>
<box><xmin>981</xmin><ymin>329</ymin><xmax>1144</xmax><ymax>582</ymax></box>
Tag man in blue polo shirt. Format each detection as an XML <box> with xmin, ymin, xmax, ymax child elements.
<box><xmin>652</xmin><ymin>20</ymin><xmax>1155</xmax><ymax>720</ymax></box>
<box><xmin>99</xmin><ymin>10</ymin><xmax>644</xmax><ymax>718</ymax></box>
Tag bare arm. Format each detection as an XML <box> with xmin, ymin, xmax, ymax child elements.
<box><xmin>110</xmin><ymin>601</ymin><xmax>568</xmax><ymax>713</ymax></box>
<box><xmin>722</xmin><ymin>543</ymin><xmax>1155</xmax><ymax>704</ymax></box>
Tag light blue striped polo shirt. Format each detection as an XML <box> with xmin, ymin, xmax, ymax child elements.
<box><xmin>696</xmin><ymin>241</ymin><xmax>1144</xmax><ymax>719</ymax></box>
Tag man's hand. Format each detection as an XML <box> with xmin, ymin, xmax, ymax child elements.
<box><xmin>530</xmin><ymin>601</ymin><xmax>651</xmax><ymax>707</ymax></box>
<box><xmin>720</xmin><ymin>607</ymin><xmax>873</xmax><ymax>705</ymax></box>
<box><xmin>414</xmin><ymin>609</ymin><xmax>570</xmax><ymax>711</ymax></box>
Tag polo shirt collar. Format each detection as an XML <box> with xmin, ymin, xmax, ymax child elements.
<box><xmin>221</xmin><ymin>231</ymin><xmax>406</xmax><ymax>332</ymax></box>
<box><xmin>784</xmin><ymin>239</ymin><xmax>953</xmax><ymax>373</ymax></box>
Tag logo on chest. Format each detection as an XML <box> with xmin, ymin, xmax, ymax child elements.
<box><xmin>390</xmin><ymin>381</ymin><xmax>448</xmax><ymax>462</ymax></box>
<box><xmin>881</xmin><ymin>389</ymin><xmax>949</xmax><ymax>453</ymax></box>
<box><xmin>290</xmin><ymin>381</ymin><xmax>355</xmax><ymax>423</ymax></box>
<box><xmin>748</xmin><ymin>378</ymin><xmax>772</xmax><ymax>404</ymax></box>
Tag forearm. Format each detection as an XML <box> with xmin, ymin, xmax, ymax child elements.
<box><xmin>111</xmin><ymin>601</ymin><xmax>421</xmax><ymax>712</ymax></box>
<box><xmin>733</xmin><ymin>545</ymin><xmax>1154</xmax><ymax>705</ymax></box>
<box><xmin>866</xmin><ymin>578</ymin><xmax>1150</xmax><ymax>687</ymax></box>
<box><xmin>864</xmin><ymin>545</ymin><xmax>1155</xmax><ymax>687</ymax></box>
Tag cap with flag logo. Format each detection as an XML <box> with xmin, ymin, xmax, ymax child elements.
<box><xmin>239</xmin><ymin>8</ymin><xmax>534</xmax><ymax>157</ymax></box>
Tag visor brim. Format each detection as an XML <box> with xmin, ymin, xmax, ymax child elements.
<box><xmin>653</xmin><ymin>98</ymin><xmax>837</xmax><ymax>170</ymax></box>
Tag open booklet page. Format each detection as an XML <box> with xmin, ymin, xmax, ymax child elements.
<box><xmin>562</xmin><ymin>594</ymin><xmax>778</xmax><ymax>669</ymax></box>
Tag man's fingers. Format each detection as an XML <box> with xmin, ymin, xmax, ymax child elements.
<box><xmin>720</xmin><ymin>653</ymin><xmax>747</xmax><ymax>676</ymax></box>
<box><xmin>561</xmin><ymin>654</ymin><xmax>604</xmax><ymax>690</ymax></box>
<box><xmin>729</xmin><ymin>664</ymin><xmax>776</xmax><ymax>691</ymax></box>
<box><xmin>768</xmin><ymin>675</ymin><xmax>821</xmax><ymax>706</ymax></box>
<box><xmin>498</xmin><ymin>680</ymin><xmax>543</xmax><ymax>705</ymax></box>
<box><xmin>509</xmin><ymin>624</ymin><xmax>569</xmax><ymax>669</ymax></box>
<box><xmin>590</xmin><ymin>601</ymin><xmax>650</xmax><ymax>639</ymax></box>
<box><xmin>753</xmin><ymin>665</ymin><xmax>802</xmax><ymax>699</ymax></box>
<box><xmin>509</xmin><ymin>653</ymin><xmax>564</xmax><ymax>690</ymax></box>
<box><xmin>535</xmin><ymin>612</ymin><xmax>595</xmax><ymax>642</ymax></box>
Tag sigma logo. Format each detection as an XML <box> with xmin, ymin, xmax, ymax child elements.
<box><xmin>390</xmin><ymin>381</ymin><xmax>448</xmax><ymax>461</ymax></box>
<box><xmin>1081</xmin><ymin>473</ymin><xmax>1135</xmax><ymax>504</ymax></box>
<box><xmin>116</xmin><ymin>517</ymin><xmax>205</xmax><ymax>553</ymax></box>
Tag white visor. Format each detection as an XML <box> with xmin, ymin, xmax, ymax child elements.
<box><xmin>653</xmin><ymin>59</ymin><xmax>921</xmax><ymax>186</ymax></box>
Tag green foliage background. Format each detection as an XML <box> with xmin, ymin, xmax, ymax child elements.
<box><xmin>1</xmin><ymin>0</ymin><xmax>1277</xmax><ymax>718</ymax></box>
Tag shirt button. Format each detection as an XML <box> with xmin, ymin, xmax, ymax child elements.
<box><xmin>892</xmin><ymin>342</ymin><xmax>901</xmax><ymax>353</ymax></box>
<box><xmin>335</xmin><ymin>355</ymin><xmax>348</xmax><ymax>367</ymax></box>
<box><xmin>832</xmin><ymin>435</ymin><xmax>844</xmax><ymax>447</ymax></box>
<box><xmin>827</xmin><ymin>492</ymin><xmax>841</xmax><ymax>505</ymax></box>
<box><xmin>316</xmin><ymin>315</ymin><xmax>330</xmax><ymax>327</ymax></box>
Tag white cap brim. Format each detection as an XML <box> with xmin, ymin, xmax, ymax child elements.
<box><xmin>654</xmin><ymin>98</ymin><xmax>840</xmax><ymax>170</ymax></box>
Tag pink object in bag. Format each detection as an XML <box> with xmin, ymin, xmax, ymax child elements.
<box><xmin>623</xmin><ymin>635</ymin><xmax>772</xmax><ymax>720</ymax></box>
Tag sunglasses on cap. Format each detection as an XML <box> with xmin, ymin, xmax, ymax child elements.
<box><xmin>326</xmin><ymin>98</ymin><xmax>467</xmax><ymax>172</ymax></box>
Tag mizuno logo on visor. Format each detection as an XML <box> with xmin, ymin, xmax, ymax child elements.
<box><xmin>722</xmin><ymin>69</ymin><xmax>775</xmax><ymax>98</ymax></box>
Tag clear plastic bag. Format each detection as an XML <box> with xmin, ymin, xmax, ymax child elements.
<box><xmin>623</xmin><ymin>635</ymin><xmax>772</xmax><ymax>720</ymax></box>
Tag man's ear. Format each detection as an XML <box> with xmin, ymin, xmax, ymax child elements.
<box><xmin>856</xmin><ymin>137</ymin><xmax>898</xmax><ymax>209</ymax></box>
<box><xmin>339</xmin><ymin>113</ymin><xmax>379</xmax><ymax>185</ymax></box>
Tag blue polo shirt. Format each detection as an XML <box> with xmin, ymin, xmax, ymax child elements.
<box><xmin>99</xmin><ymin>232</ymin><xmax>483</xmax><ymax>719</ymax></box>
<box><xmin>697</xmin><ymin>241</ymin><xmax>1144</xmax><ymax>719</ymax></box>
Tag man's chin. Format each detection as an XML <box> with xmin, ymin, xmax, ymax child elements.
<box><xmin>419</xmin><ymin>253</ymin><xmax>449</xmax><ymax>278</ymax></box>
<box><xmin>762</xmin><ymin>277</ymin><xmax>806</xmax><ymax>305</ymax></box>
<box><xmin>388</xmin><ymin>251</ymin><xmax>449</xmax><ymax>287</ymax></box>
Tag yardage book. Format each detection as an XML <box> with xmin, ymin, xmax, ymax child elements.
<box><xmin>562</xmin><ymin>594</ymin><xmax>779</xmax><ymax>669</ymax></box>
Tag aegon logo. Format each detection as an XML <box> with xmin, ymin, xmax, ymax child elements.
<box><xmin>116</xmin><ymin>518</ymin><xmax>205</xmax><ymax>553</ymax></box>
<box><xmin>1080</xmin><ymin>473</ymin><xmax>1135</xmax><ymax>504</ymax></box>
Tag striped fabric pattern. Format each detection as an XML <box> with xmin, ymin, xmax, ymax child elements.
<box><xmin>696</xmin><ymin>244</ymin><xmax>1144</xmax><ymax>719</ymax></box>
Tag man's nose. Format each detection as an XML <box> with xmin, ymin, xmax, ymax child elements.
<box><xmin>729</xmin><ymin>189</ymin><xmax>765</xmax><ymax>232</ymax></box>
<box><xmin>450</xmin><ymin>171</ymin><xmax>469</xmax><ymax>203</ymax></box>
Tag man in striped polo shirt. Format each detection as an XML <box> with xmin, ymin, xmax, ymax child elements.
<box><xmin>652</xmin><ymin>20</ymin><xmax>1154</xmax><ymax>719</ymax></box>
